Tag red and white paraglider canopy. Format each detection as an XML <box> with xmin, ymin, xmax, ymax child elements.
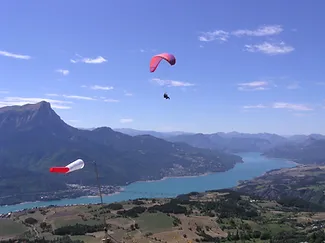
<box><xmin>50</xmin><ymin>159</ymin><xmax>85</xmax><ymax>174</ymax></box>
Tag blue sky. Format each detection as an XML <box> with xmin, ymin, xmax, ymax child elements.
<box><xmin>1</xmin><ymin>0</ymin><xmax>325</xmax><ymax>135</ymax></box>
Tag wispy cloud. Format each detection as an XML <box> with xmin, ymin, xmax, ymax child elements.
<box><xmin>0</xmin><ymin>97</ymin><xmax>72</xmax><ymax>109</ymax></box>
<box><xmin>243</xmin><ymin>104</ymin><xmax>267</xmax><ymax>109</ymax></box>
<box><xmin>70</xmin><ymin>54</ymin><xmax>107</xmax><ymax>64</ymax></box>
<box><xmin>90</xmin><ymin>85</ymin><xmax>114</xmax><ymax>91</ymax></box>
<box><xmin>0</xmin><ymin>90</ymin><xmax>9</xmax><ymax>94</ymax></box>
<box><xmin>45</xmin><ymin>93</ymin><xmax>59</xmax><ymax>97</ymax></box>
<box><xmin>46</xmin><ymin>93</ymin><xmax>96</xmax><ymax>101</ymax></box>
<box><xmin>151</xmin><ymin>78</ymin><xmax>195</xmax><ymax>87</ymax></box>
<box><xmin>232</xmin><ymin>25</ymin><xmax>283</xmax><ymax>37</ymax></box>
<box><xmin>62</xmin><ymin>95</ymin><xmax>96</xmax><ymax>101</ymax></box>
<box><xmin>81</xmin><ymin>85</ymin><xmax>114</xmax><ymax>91</ymax></box>
<box><xmin>287</xmin><ymin>83</ymin><xmax>300</xmax><ymax>89</ymax></box>
<box><xmin>198</xmin><ymin>25</ymin><xmax>294</xmax><ymax>56</ymax></box>
<box><xmin>198</xmin><ymin>25</ymin><xmax>283</xmax><ymax>44</ymax></box>
<box><xmin>237</xmin><ymin>81</ymin><xmax>269</xmax><ymax>91</ymax></box>
<box><xmin>139</xmin><ymin>48</ymin><xmax>156</xmax><ymax>53</ymax></box>
<box><xmin>104</xmin><ymin>99</ymin><xmax>119</xmax><ymax>103</ymax></box>
<box><xmin>120</xmin><ymin>118</ymin><xmax>133</xmax><ymax>123</ymax></box>
<box><xmin>124</xmin><ymin>91</ymin><xmax>133</xmax><ymax>96</ymax></box>
<box><xmin>242</xmin><ymin>102</ymin><xmax>313</xmax><ymax>111</ymax></box>
<box><xmin>272</xmin><ymin>102</ymin><xmax>313</xmax><ymax>111</ymax></box>
<box><xmin>56</xmin><ymin>69</ymin><xmax>69</xmax><ymax>76</ymax></box>
<box><xmin>244</xmin><ymin>42</ymin><xmax>294</xmax><ymax>55</ymax></box>
<box><xmin>0</xmin><ymin>50</ymin><xmax>31</xmax><ymax>60</ymax></box>
<box><xmin>198</xmin><ymin>30</ymin><xmax>229</xmax><ymax>42</ymax></box>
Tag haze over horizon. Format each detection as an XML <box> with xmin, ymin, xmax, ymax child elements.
<box><xmin>1</xmin><ymin>1</ymin><xmax>325</xmax><ymax>134</ymax></box>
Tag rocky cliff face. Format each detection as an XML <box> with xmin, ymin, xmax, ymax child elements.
<box><xmin>0</xmin><ymin>101</ymin><xmax>73</xmax><ymax>135</ymax></box>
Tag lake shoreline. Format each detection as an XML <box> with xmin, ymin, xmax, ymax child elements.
<box><xmin>0</xmin><ymin>153</ymin><xmax>295</xmax><ymax>214</ymax></box>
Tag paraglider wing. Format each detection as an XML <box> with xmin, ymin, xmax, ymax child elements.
<box><xmin>50</xmin><ymin>159</ymin><xmax>85</xmax><ymax>174</ymax></box>
<box><xmin>150</xmin><ymin>53</ymin><xmax>176</xmax><ymax>73</ymax></box>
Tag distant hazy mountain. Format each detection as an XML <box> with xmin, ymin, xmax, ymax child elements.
<box><xmin>114</xmin><ymin>128</ymin><xmax>193</xmax><ymax>138</ymax></box>
<box><xmin>115</xmin><ymin>128</ymin><xmax>325</xmax><ymax>158</ymax></box>
<box><xmin>0</xmin><ymin>101</ymin><xmax>242</xmax><ymax>204</ymax></box>
<box><xmin>164</xmin><ymin>132</ymin><xmax>287</xmax><ymax>153</ymax></box>
<box><xmin>263</xmin><ymin>137</ymin><xmax>325</xmax><ymax>164</ymax></box>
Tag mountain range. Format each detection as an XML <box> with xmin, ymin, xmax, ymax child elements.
<box><xmin>0</xmin><ymin>101</ymin><xmax>242</xmax><ymax>205</ymax></box>
<box><xmin>115</xmin><ymin>128</ymin><xmax>325</xmax><ymax>163</ymax></box>
<box><xmin>1</xmin><ymin>101</ymin><xmax>324</xmax><ymax>205</ymax></box>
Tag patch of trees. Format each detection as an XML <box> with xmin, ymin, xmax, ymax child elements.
<box><xmin>103</xmin><ymin>202</ymin><xmax>123</xmax><ymax>210</ymax></box>
<box><xmin>196</xmin><ymin>226</ymin><xmax>221</xmax><ymax>242</ymax></box>
<box><xmin>117</xmin><ymin>206</ymin><xmax>146</xmax><ymax>217</ymax></box>
<box><xmin>270</xmin><ymin>231</ymin><xmax>307</xmax><ymax>243</ymax></box>
<box><xmin>132</xmin><ymin>199</ymin><xmax>145</xmax><ymax>205</ymax></box>
<box><xmin>40</xmin><ymin>222</ymin><xmax>52</xmax><ymax>232</ymax></box>
<box><xmin>0</xmin><ymin>236</ymin><xmax>83</xmax><ymax>243</ymax></box>
<box><xmin>24</xmin><ymin>217</ymin><xmax>38</xmax><ymax>224</ymax></box>
<box><xmin>148</xmin><ymin>202</ymin><xmax>188</xmax><ymax>214</ymax></box>
<box><xmin>199</xmin><ymin>197</ymin><xmax>259</xmax><ymax>219</ymax></box>
<box><xmin>53</xmin><ymin>223</ymin><xmax>104</xmax><ymax>236</ymax></box>
<box><xmin>130</xmin><ymin>223</ymin><xmax>139</xmax><ymax>231</ymax></box>
<box><xmin>172</xmin><ymin>216</ymin><xmax>181</xmax><ymax>226</ymax></box>
<box><xmin>308</xmin><ymin>230</ymin><xmax>325</xmax><ymax>243</ymax></box>
<box><xmin>278</xmin><ymin>196</ymin><xmax>325</xmax><ymax>212</ymax></box>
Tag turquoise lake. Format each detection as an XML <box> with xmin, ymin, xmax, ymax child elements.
<box><xmin>0</xmin><ymin>152</ymin><xmax>295</xmax><ymax>214</ymax></box>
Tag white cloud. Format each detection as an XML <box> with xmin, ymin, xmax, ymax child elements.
<box><xmin>120</xmin><ymin>118</ymin><xmax>133</xmax><ymax>123</ymax></box>
<box><xmin>46</xmin><ymin>93</ymin><xmax>95</xmax><ymax>100</ymax></box>
<box><xmin>139</xmin><ymin>48</ymin><xmax>156</xmax><ymax>53</ymax></box>
<box><xmin>0</xmin><ymin>97</ymin><xmax>72</xmax><ymax>109</ymax></box>
<box><xmin>62</xmin><ymin>95</ymin><xmax>96</xmax><ymax>101</ymax></box>
<box><xmin>70</xmin><ymin>54</ymin><xmax>107</xmax><ymax>64</ymax></box>
<box><xmin>243</xmin><ymin>104</ymin><xmax>267</xmax><ymax>109</ymax></box>
<box><xmin>90</xmin><ymin>85</ymin><xmax>114</xmax><ymax>91</ymax></box>
<box><xmin>287</xmin><ymin>83</ymin><xmax>300</xmax><ymax>89</ymax></box>
<box><xmin>46</xmin><ymin>93</ymin><xmax>119</xmax><ymax>103</ymax></box>
<box><xmin>198</xmin><ymin>25</ymin><xmax>284</xmax><ymax>44</ymax></box>
<box><xmin>0</xmin><ymin>50</ymin><xmax>31</xmax><ymax>60</ymax></box>
<box><xmin>237</xmin><ymin>81</ymin><xmax>269</xmax><ymax>91</ymax></box>
<box><xmin>56</xmin><ymin>69</ymin><xmax>69</xmax><ymax>76</ymax></box>
<box><xmin>104</xmin><ymin>99</ymin><xmax>119</xmax><ymax>103</ymax></box>
<box><xmin>124</xmin><ymin>91</ymin><xmax>133</xmax><ymax>96</ymax></box>
<box><xmin>232</xmin><ymin>25</ymin><xmax>283</xmax><ymax>37</ymax></box>
<box><xmin>272</xmin><ymin>102</ymin><xmax>313</xmax><ymax>111</ymax></box>
<box><xmin>151</xmin><ymin>78</ymin><xmax>195</xmax><ymax>87</ymax></box>
<box><xmin>198</xmin><ymin>30</ymin><xmax>229</xmax><ymax>42</ymax></box>
<box><xmin>0</xmin><ymin>90</ymin><xmax>9</xmax><ymax>94</ymax></box>
<box><xmin>244</xmin><ymin>42</ymin><xmax>294</xmax><ymax>55</ymax></box>
<box><xmin>46</xmin><ymin>93</ymin><xmax>59</xmax><ymax>97</ymax></box>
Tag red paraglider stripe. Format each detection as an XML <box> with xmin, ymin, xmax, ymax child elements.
<box><xmin>49</xmin><ymin>167</ymin><xmax>69</xmax><ymax>173</ymax></box>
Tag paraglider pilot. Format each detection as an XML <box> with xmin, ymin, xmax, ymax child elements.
<box><xmin>163</xmin><ymin>93</ymin><xmax>170</xmax><ymax>99</ymax></box>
